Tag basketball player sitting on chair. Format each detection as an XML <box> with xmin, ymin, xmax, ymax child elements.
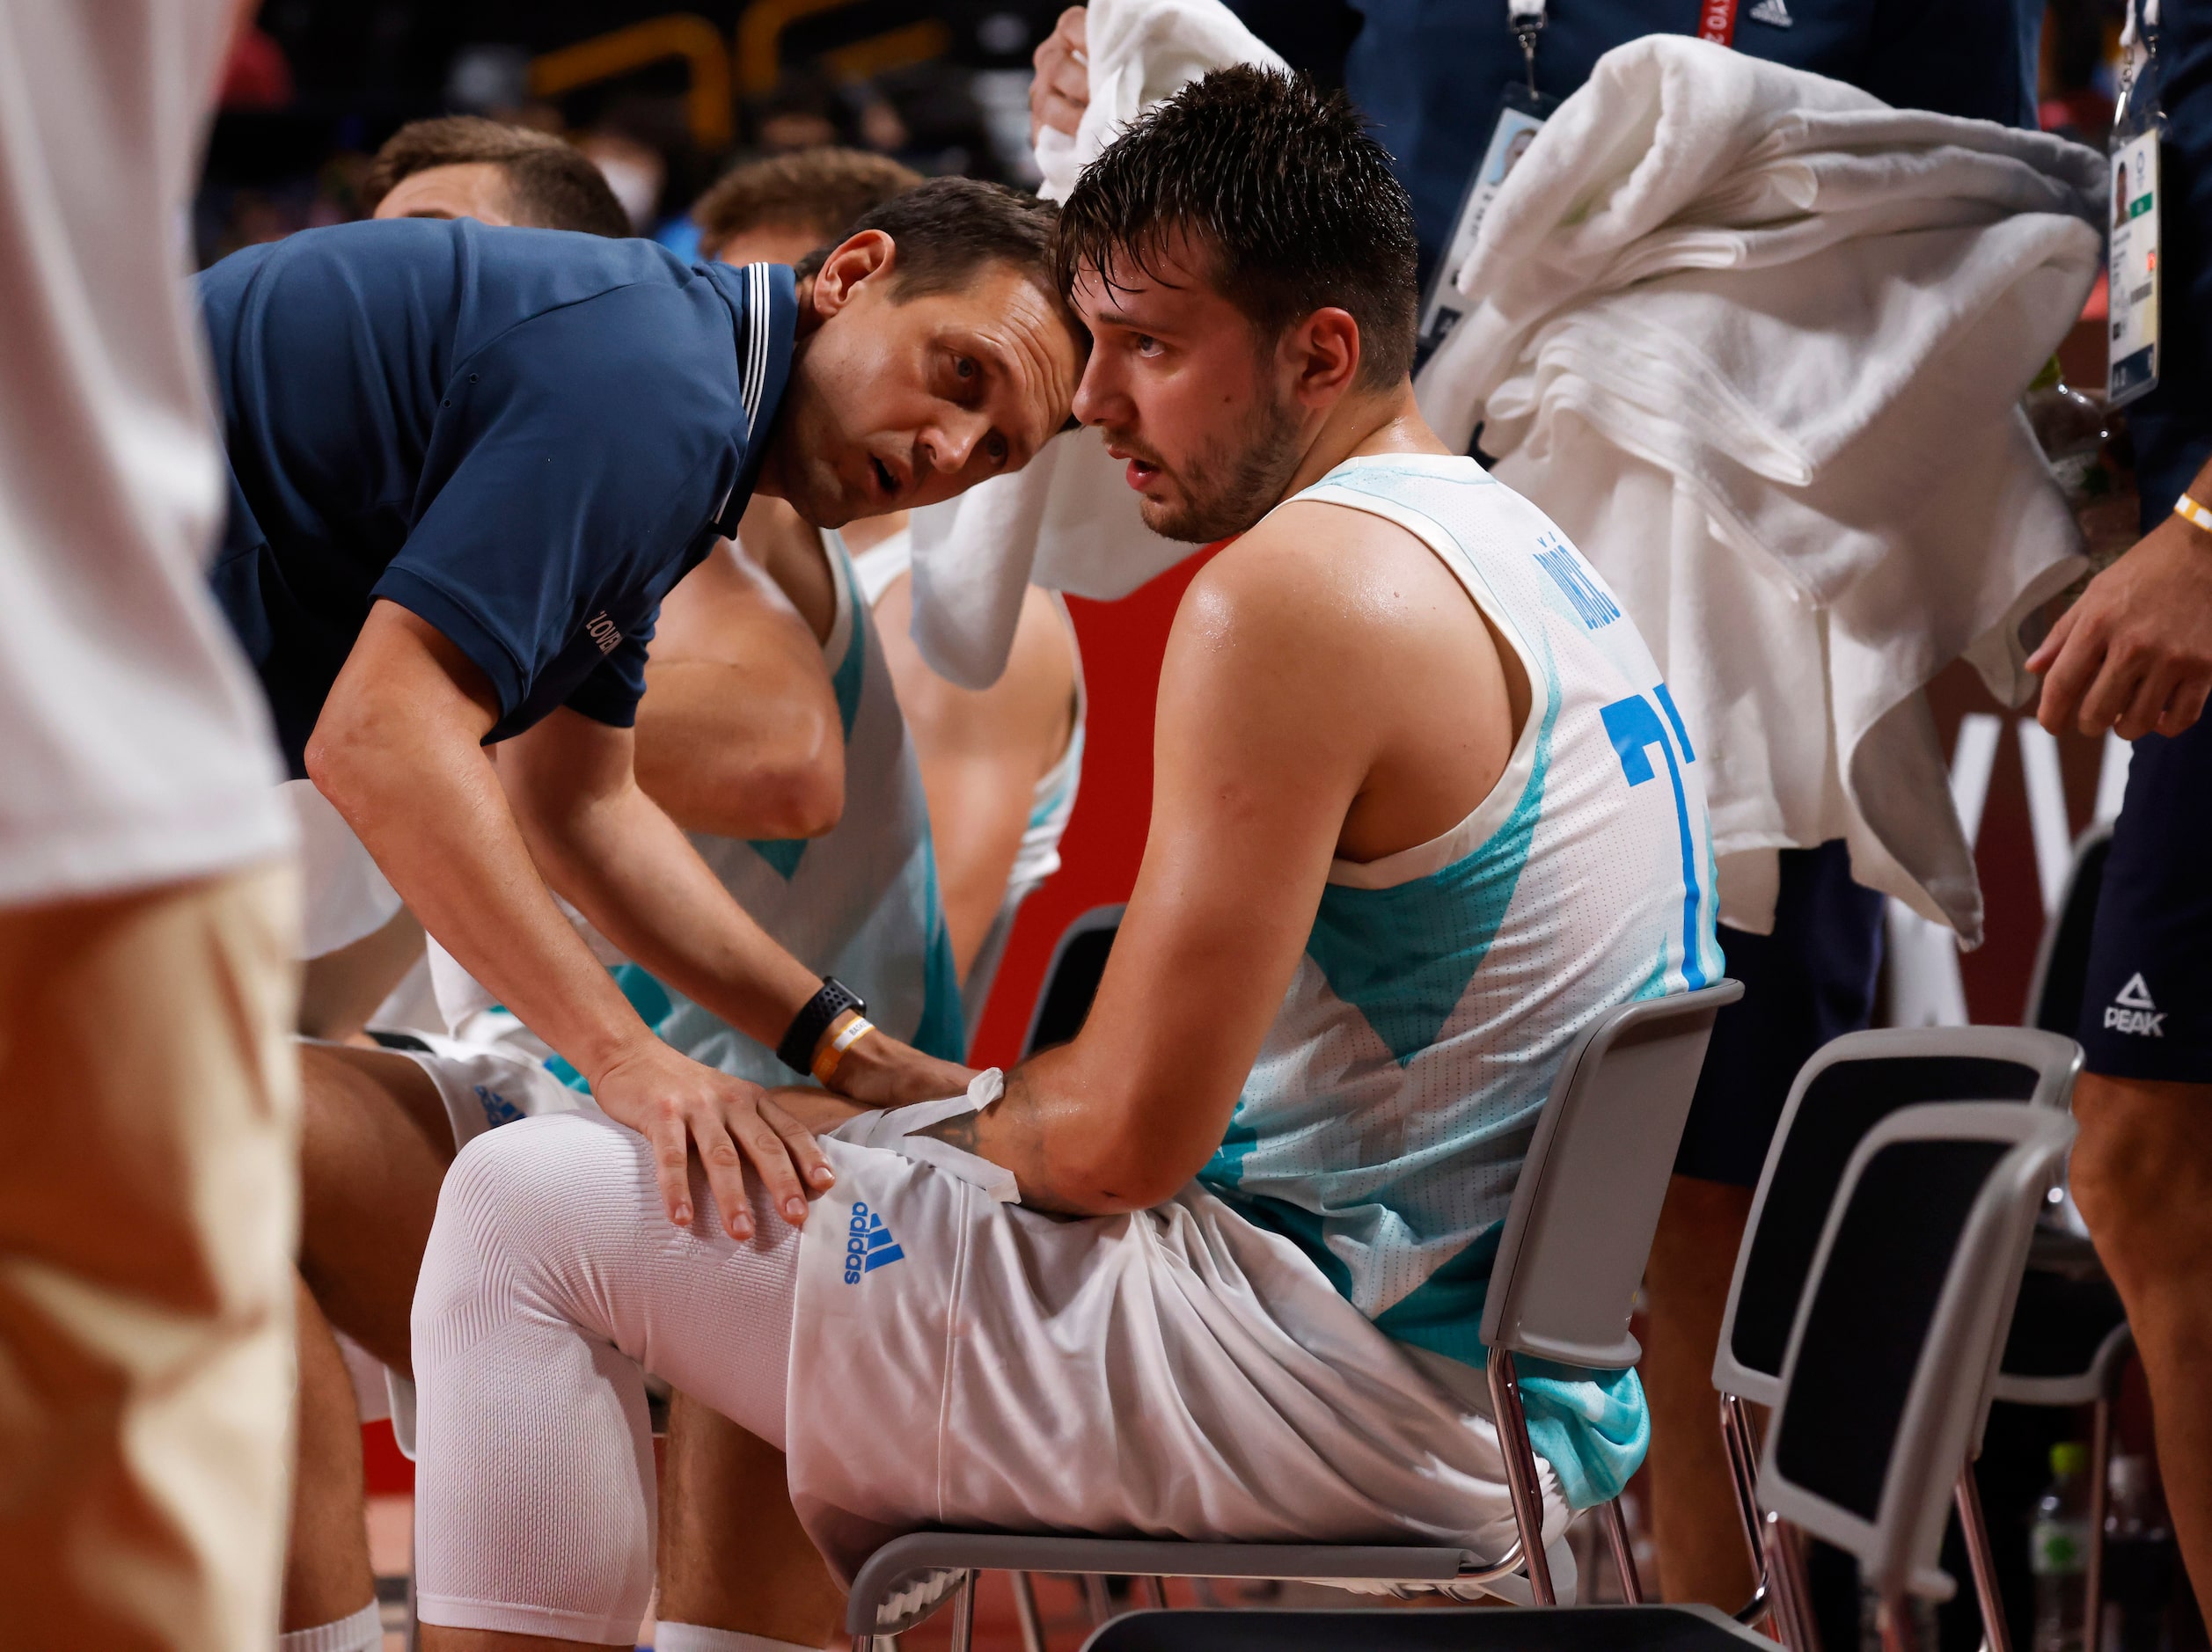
<box><xmin>407</xmin><ymin>69</ymin><xmax>1723</xmax><ymax>1651</ymax></box>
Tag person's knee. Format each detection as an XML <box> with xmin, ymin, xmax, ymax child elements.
<box><xmin>2069</xmin><ymin>1074</ymin><xmax>2212</xmax><ymax>1285</ymax></box>
<box><xmin>414</xmin><ymin>1112</ymin><xmax>635</xmax><ymax>1351</ymax></box>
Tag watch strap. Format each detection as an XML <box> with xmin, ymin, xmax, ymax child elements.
<box><xmin>777</xmin><ymin>976</ymin><xmax>866</xmax><ymax>1075</ymax></box>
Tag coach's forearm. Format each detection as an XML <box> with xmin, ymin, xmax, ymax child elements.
<box><xmin>307</xmin><ymin>720</ymin><xmax>653</xmax><ymax>1084</ymax></box>
<box><xmin>516</xmin><ymin>773</ymin><xmax>823</xmax><ymax>1046</ymax></box>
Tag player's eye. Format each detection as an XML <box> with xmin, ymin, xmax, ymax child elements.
<box><xmin>1134</xmin><ymin>334</ymin><xmax>1162</xmax><ymax>357</ymax></box>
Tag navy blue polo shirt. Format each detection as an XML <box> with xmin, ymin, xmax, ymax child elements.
<box><xmin>1227</xmin><ymin>0</ymin><xmax>2039</xmax><ymax>281</ymax></box>
<box><xmin>199</xmin><ymin>218</ymin><xmax>795</xmax><ymax>776</ymax></box>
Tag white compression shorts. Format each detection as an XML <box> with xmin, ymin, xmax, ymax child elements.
<box><xmin>411</xmin><ymin>1087</ymin><xmax>1571</xmax><ymax>1643</ymax></box>
<box><xmin>412</xmin><ymin>1109</ymin><xmax>799</xmax><ymax>1642</ymax></box>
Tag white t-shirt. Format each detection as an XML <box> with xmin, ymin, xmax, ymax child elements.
<box><xmin>0</xmin><ymin>0</ymin><xmax>291</xmax><ymax>907</ymax></box>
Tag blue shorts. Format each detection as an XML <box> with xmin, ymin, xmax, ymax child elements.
<box><xmin>2076</xmin><ymin>715</ymin><xmax>2212</xmax><ymax>1083</ymax></box>
<box><xmin>1673</xmin><ymin>842</ymin><xmax>1887</xmax><ymax>1188</ymax></box>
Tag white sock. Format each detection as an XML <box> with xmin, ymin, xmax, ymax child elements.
<box><xmin>654</xmin><ymin>1623</ymin><xmax>819</xmax><ymax>1652</ymax></box>
<box><xmin>277</xmin><ymin>1599</ymin><xmax>383</xmax><ymax>1652</ymax></box>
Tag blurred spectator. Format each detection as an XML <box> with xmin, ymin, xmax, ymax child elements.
<box><xmin>692</xmin><ymin>146</ymin><xmax>921</xmax><ymax>264</ymax></box>
<box><xmin>575</xmin><ymin>127</ymin><xmax>665</xmax><ymax>230</ymax></box>
<box><xmin>363</xmin><ymin>114</ymin><xmax>628</xmax><ymax>235</ymax></box>
<box><xmin>748</xmin><ymin>66</ymin><xmax>852</xmax><ymax>154</ymax></box>
<box><xmin>220</xmin><ymin>22</ymin><xmax>295</xmax><ymax>111</ymax></box>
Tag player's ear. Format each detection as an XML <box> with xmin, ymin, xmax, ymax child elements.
<box><xmin>1285</xmin><ymin>306</ymin><xmax>1361</xmax><ymax>408</ymax></box>
<box><xmin>809</xmin><ymin>229</ymin><xmax>896</xmax><ymax>319</ymax></box>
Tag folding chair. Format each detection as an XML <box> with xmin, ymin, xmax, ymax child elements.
<box><xmin>1022</xmin><ymin>903</ymin><xmax>1123</xmax><ymax>1056</ymax></box>
<box><xmin>1710</xmin><ymin>1027</ymin><xmax>2081</xmax><ymax>1652</ymax></box>
<box><xmin>1078</xmin><ymin>1103</ymin><xmax>2075</xmax><ymax>1651</ymax></box>
<box><xmin>1761</xmin><ymin>1106</ymin><xmax>2076</xmax><ymax>1652</ymax></box>
<box><xmin>2022</xmin><ymin>821</ymin><xmax>2114</xmax><ymax>1037</ymax></box>
<box><xmin>839</xmin><ymin>980</ymin><xmax>1744</xmax><ymax>1650</ymax></box>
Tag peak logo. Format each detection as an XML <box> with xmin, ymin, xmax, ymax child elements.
<box><xmin>2104</xmin><ymin>973</ymin><xmax>2165</xmax><ymax>1038</ymax></box>
<box><xmin>842</xmin><ymin>1200</ymin><xmax>905</xmax><ymax>1283</ymax></box>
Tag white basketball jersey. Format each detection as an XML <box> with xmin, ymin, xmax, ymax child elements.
<box><xmin>1198</xmin><ymin>454</ymin><xmax>1723</xmax><ymax>1507</ymax></box>
<box><xmin>430</xmin><ymin>531</ymin><xmax>963</xmax><ymax>1084</ymax></box>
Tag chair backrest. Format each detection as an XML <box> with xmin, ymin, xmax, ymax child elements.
<box><xmin>1022</xmin><ymin>903</ymin><xmax>1124</xmax><ymax>1058</ymax></box>
<box><xmin>1479</xmin><ymin>981</ymin><xmax>1742</xmax><ymax>1367</ymax></box>
<box><xmin>2023</xmin><ymin>822</ymin><xmax>2114</xmax><ymax>1034</ymax></box>
<box><xmin>1760</xmin><ymin>1103</ymin><xmax>2073</xmax><ymax>1603</ymax></box>
<box><xmin>1713</xmin><ymin>1027</ymin><xmax>2079</xmax><ymax>1407</ymax></box>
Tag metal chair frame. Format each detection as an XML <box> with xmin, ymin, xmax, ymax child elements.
<box><xmin>1069</xmin><ymin>1104</ymin><xmax>2070</xmax><ymax>1652</ymax></box>
<box><xmin>1759</xmin><ymin>1106</ymin><xmax>2076</xmax><ymax>1652</ymax></box>
<box><xmin>1709</xmin><ymin>1026</ymin><xmax>2081</xmax><ymax>1652</ymax></box>
<box><xmin>840</xmin><ymin>982</ymin><xmax>1746</xmax><ymax>1649</ymax></box>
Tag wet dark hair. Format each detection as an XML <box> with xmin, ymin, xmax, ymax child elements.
<box><xmin>1054</xmin><ymin>66</ymin><xmax>1418</xmax><ymax>389</ymax></box>
<box><xmin>362</xmin><ymin>116</ymin><xmax>630</xmax><ymax>238</ymax></box>
<box><xmin>792</xmin><ymin>174</ymin><xmax>1064</xmax><ymax>315</ymax></box>
<box><xmin>692</xmin><ymin>147</ymin><xmax>923</xmax><ymax>259</ymax></box>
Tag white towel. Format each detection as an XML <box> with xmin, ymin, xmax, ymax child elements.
<box><xmin>1417</xmin><ymin>36</ymin><xmax>2104</xmax><ymax>939</ymax></box>
<box><xmin>906</xmin><ymin>0</ymin><xmax>1285</xmax><ymax>688</ymax></box>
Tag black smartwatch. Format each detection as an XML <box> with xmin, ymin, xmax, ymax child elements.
<box><xmin>777</xmin><ymin>976</ymin><xmax>866</xmax><ymax>1076</ymax></box>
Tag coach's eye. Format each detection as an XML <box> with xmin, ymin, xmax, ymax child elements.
<box><xmin>955</xmin><ymin>355</ymin><xmax>978</xmax><ymax>379</ymax></box>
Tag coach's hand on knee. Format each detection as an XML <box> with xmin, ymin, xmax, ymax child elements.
<box><xmin>591</xmin><ymin>1040</ymin><xmax>835</xmax><ymax>1239</ymax></box>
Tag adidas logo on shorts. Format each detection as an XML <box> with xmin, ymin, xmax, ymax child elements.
<box><xmin>2103</xmin><ymin>973</ymin><xmax>2165</xmax><ymax>1038</ymax></box>
<box><xmin>843</xmin><ymin>1200</ymin><xmax>905</xmax><ymax>1284</ymax></box>
<box><xmin>473</xmin><ymin>1084</ymin><xmax>524</xmax><ymax>1127</ymax></box>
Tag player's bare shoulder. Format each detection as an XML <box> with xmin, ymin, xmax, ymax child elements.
<box><xmin>1177</xmin><ymin>493</ymin><xmax>1490</xmax><ymax>670</ymax></box>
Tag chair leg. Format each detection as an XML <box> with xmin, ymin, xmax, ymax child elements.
<box><xmin>1719</xmin><ymin>1393</ymin><xmax>1776</xmax><ymax>1630</ymax></box>
<box><xmin>1082</xmin><ymin>1572</ymin><xmax>1113</xmax><ymax>1626</ymax></box>
<box><xmin>1600</xmin><ymin>1496</ymin><xmax>1644</xmax><ymax>1603</ymax></box>
<box><xmin>1955</xmin><ymin>1460</ymin><xmax>2014</xmax><ymax>1652</ymax></box>
<box><xmin>1878</xmin><ymin>1594</ymin><xmax>1920</xmax><ymax>1652</ymax></box>
<box><xmin>2086</xmin><ymin>1393</ymin><xmax>2113</xmax><ymax>1650</ymax></box>
<box><xmin>1486</xmin><ymin>1348</ymin><xmax>1558</xmax><ymax>1604</ymax></box>
<box><xmin>949</xmin><ymin>1570</ymin><xmax>977</xmax><ymax>1652</ymax></box>
<box><xmin>1011</xmin><ymin>1570</ymin><xmax>1047</xmax><ymax>1652</ymax></box>
<box><xmin>1143</xmin><ymin>1575</ymin><xmax>1169</xmax><ymax>1608</ymax></box>
<box><xmin>1773</xmin><ymin>1522</ymin><xmax>1823</xmax><ymax>1652</ymax></box>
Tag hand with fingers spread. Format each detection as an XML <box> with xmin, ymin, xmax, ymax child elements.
<box><xmin>590</xmin><ymin>1038</ymin><xmax>836</xmax><ymax>1239</ymax></box>
<box><xmin>1029</xmin><ymin>5</ymin><xmax>1090</xmax><ymax>146</ymax></box>
<box><xmin>2032</xmin><ymin>498</ymin><xmax>2212</xmax><ymax>741</ymax></box>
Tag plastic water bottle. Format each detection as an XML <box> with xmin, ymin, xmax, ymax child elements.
<box><xmin>2033</xmin><ymin>1442</ymin><xmax>2093</xmax><ymax>1652</ymax></box>
<box><xmin>2101</xmin><ymin>1454</ymin><xmax>2176</xmax><ymax>1652</ymax></box>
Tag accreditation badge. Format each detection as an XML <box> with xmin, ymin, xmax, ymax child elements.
<box><xmin>2107</xmin><ymin>131</ymin><xmax>2161</xmax><ymax>407</ymax></box>
<box><xmin>1415</xmin><ymin>82</ymin><xmax>1558</xmax><ymax>363</ymax></box>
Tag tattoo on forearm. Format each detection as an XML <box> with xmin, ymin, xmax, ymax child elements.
<box><xmin>918</xmin><ymin>1107</ymin><xmax>982</xmax><ymax>1153</ymax></box>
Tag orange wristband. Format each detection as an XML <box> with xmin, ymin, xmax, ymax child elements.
<box><xmin>810</xmin><ymin>1013</ymin><xmax>876</xmax><ymax>1085</ymax></box>
<box><xmin>2173</xmin><ymin>493</ymin><xmax>2212</xmax><ymax>535</ymax></box>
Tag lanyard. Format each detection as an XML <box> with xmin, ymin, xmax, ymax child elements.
<box><xmin>1508</xmin><ymin>1</ymin><xmax>1743</xmax><ymax>94</ymax></box>
<box><xmin>1508</xmin><ymin>0</ymin><xmax>1545</xmax><ymax>93</ymax></box>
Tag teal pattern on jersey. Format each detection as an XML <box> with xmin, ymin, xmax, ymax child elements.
<box><xmin>530</xmin><ymin>527</ymin><xmax>964</xmax><ymax>1090</ymax></box>
<box><xmin>1194</xmin><ymin>454</ymin><xmax>1719</xmax><ymax>1509</ymax></box>
<box><xmin>912</xmin><ymin>837</ymin><xmax>968</xmax><ymax>1062</ymax></box>
<box><xmin>749</xmin><ymin>557</ymin><xmax>873</xmax><ymax>881</ymax></box>
<box><xmin>1302</xmin><ymin>663</ymin><xmax>1556</xmax><ymax>1067</ymax></box>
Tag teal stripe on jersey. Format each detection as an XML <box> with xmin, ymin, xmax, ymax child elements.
<box><xmin>748</xmin><ymin>544</ymin><xmax>873</xmax><ymax>881</ymax></box>
<box><xmin>1372</xmin><ymin>1223</ymin><xmax>1649</xmax><ymax>1506</ymax></box>
<box><xmin>912</xmin><ymin>838</ymin><xmax>966</xmax><ymax>1061</ymax></box>
<box><xmin>1304</xmin><ymin>688</ymin><xmax>1555</xmax><ymax>1066</ymax></box>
